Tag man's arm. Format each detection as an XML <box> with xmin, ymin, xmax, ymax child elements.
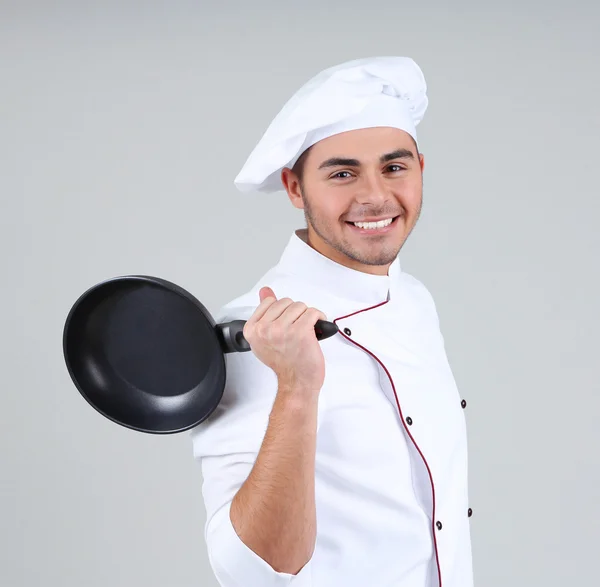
<box><xmin>194</xmin><ymin>288</ymin><xmax>326</xmax><ymax>586</ymax></box>
<box><xmin>230</xmin><ymin>385</ymin><xmax>319</xmax><ymax>575</ymax></box>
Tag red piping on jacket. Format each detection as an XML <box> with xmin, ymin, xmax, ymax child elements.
<box><xmin>333</xmin><ymin>300</ymin><xmax>443</xmax><ymax>587</ymax></box>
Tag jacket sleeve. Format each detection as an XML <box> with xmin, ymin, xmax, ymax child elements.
<box><xmin>190</xmin><ymin>321</ymin><xmax>315</xmax><ymax>587</ymax></box>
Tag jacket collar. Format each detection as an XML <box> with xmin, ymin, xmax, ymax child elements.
<box><xmin>277</xmin><ymin>229</ymin><xmax>401</xmax><ymax>306</ymax></box>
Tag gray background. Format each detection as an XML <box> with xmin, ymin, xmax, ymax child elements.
<box><xmin>2</xmin><ymin>1</ymin><xmax>599</xmax><ymax>585</ymax></box>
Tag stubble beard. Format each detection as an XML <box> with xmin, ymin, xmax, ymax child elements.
<box><xmin>301</xmin><ymin>190</ymin><xmax>422</xmax><ymax>268</ymax></box>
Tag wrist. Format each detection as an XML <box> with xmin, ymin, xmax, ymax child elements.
<box><xmin>276</xmin><ymin>379</ymin><xmax>321</xmax><ymax>405</ymax></box>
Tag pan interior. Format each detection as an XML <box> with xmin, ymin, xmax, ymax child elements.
<box><xmin>100</xmin><ymin>284</ymin><xmax>211</xmax><ymax>395</ymax></box>
<box><xmin>65</xmin><ymin>279</ymin><xmax>225</xmax><ymax>433</ymax></box>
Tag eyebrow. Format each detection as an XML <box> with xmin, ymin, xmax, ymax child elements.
<box><xmin>317</xmin><ymin>148</ymin><xmax>415</xmax><ymax>170</ymax></box>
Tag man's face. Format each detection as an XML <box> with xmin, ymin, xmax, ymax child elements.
<box><xmin>282</xmin><ymin>127</ymin><xmax>425</xmax><ymax>275</ymax></box>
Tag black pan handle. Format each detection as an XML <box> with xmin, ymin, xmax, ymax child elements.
<box><xmin>216</xmin><ymin>319</ymin><xmax>339</xmax><ymax>354</ymax></box>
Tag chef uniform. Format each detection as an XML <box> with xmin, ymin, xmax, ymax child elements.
<box><xmin>190</xmin><ymin>56</ymin><xmax>474</xmax><ymax>587</ymax></box>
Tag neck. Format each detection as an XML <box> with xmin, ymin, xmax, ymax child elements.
<box><xmin>303</xmin><ymin>225</ymin><xmax>393</xmax><ymax>277</ymax></box>
<box><xmin>278</xmin><ymin>229</ymin><xmax>400</xmax><ymax>307</ymax></box>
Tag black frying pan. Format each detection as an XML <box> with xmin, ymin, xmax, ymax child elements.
<box><xmin>62</xmin><ymin>275</ymin><xmax>339</xmax><ymax>435</ymax></box>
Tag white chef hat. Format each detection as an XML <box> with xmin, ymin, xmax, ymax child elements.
<box><xmin>234</xmin><ymin>56</ymin><xmax>428</xmax><ymax>194</ymax></box>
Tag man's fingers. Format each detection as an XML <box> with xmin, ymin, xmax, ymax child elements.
<box><xmin>246</xmin><ymin>286</ymin><xmax>278</xmax><ymax>328</ymax></box>
<box><xmin>259</xmin><ymin>286</ymin><xmax>275</xmax><ymax>302</ymax></box>
<box><xmin>249</xmin><ymin>288</ymin><xmax>327</xmax><ymax>333</ymax></box>
<box><xmin>297</xmin><ymin>307</ymin><xmax>328</xmax><ymax>327</ymax></box>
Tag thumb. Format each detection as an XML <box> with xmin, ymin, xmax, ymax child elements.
<box><xmin>259</xmin><ymin>286</ymin><xmax>276</xmax><ymax>303</ymax></box>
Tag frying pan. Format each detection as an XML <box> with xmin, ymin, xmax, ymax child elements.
<box><xmin>62</xmin><ymin>275</ymin><xmax>339</xmax><ymax>435</ymax></box>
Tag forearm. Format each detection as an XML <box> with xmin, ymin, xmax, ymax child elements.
<box><xmin>230</xmin><ymin>384</ymin><xmax>319</xmax><ymax>575</ymax></box>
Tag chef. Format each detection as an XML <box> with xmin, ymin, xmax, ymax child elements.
<box><xmin>190</xmin><ymin>56</ymin><xmax>474</xmax><ymax>587</ymax></box>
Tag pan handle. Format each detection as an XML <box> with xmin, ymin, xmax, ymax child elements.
<box><xmin>216</xmin><ymin>319</ymin><xmax>339</xmax><ymax>354</ymax></box>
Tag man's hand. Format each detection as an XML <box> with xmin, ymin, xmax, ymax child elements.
<box><xmin>243</xmin><ymin>286</ymin><xmax>328</xmax><ymax>394</ymax></box>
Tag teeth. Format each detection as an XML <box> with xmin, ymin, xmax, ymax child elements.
<box><xmin>353</xmin><ymin>218</ymin><xmax>394</xmax><ymax>229</ymax></box>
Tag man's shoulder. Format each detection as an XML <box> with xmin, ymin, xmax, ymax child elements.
<box><xmin>394</xmin><ymin>269</ymin><xmax>444</xmax><ymax>329</ymax></box>
<box><xmin>214</xmin><ymin>266</ymin><xmax>332</xmax><ymax>323</ymax></box>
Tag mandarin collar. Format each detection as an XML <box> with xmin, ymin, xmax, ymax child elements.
<box><xmin>276</xmin><ymin>229</ymin><xmax>401</xmax><ymax>306</ymax></box>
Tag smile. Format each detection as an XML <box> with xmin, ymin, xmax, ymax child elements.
<box><xmin>345</xmin><ymin>215</ymin><xmax>401</xmax><ymax>234</ymax></box>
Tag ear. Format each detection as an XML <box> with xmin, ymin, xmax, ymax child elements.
<box><xmin>419</xmin><ymin>152</ymin><xmax>425</xmax><ymax>173</ymax></box>
<box><xmin>281</xmin><ymin>168</ymin><xmax>305</xmax><ymax>210</ymax></box>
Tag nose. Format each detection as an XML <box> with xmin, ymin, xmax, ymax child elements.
<box><xmin>355</xmin><ymin>172</ymin><xmax>392</xmax><ymax>207</ymax></box>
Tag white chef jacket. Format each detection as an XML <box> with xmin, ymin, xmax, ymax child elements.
<box><xmin>190</xmin><ymin>229</ymin><xmax>474</xmax><ymax>587</ymax></box>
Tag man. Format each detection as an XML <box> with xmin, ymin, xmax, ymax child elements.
<box><xmin>190</xmin><ymin>56</ymin><xmax>474</xmax><ymax>587</ymax></box>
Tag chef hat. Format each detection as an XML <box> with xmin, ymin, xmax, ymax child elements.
<box><xmin>234</xmin><ymin>56</ymin><xmax>428</xmax><ymax>193</ymax></box>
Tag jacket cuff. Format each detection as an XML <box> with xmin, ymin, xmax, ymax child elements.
<box><xmin>206</xmin><ymin>502</ymin><xmax>313</xmax><ymax>587</ymax></box>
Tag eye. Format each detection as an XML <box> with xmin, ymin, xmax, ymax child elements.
<box><xmin>387</xmin><ymin>164</ymin><xmax>406</xmax><ymax>173</ymax></box>
<box><xmin>331</xmin><ymin>170</ymin><xmax>353</xmax><ymax>179</ymax></box>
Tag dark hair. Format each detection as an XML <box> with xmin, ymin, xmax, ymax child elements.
<box><xmin>291</xmin><ymin>146</ymin><xmax>313</xmax><ymax>190</ymax></box>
